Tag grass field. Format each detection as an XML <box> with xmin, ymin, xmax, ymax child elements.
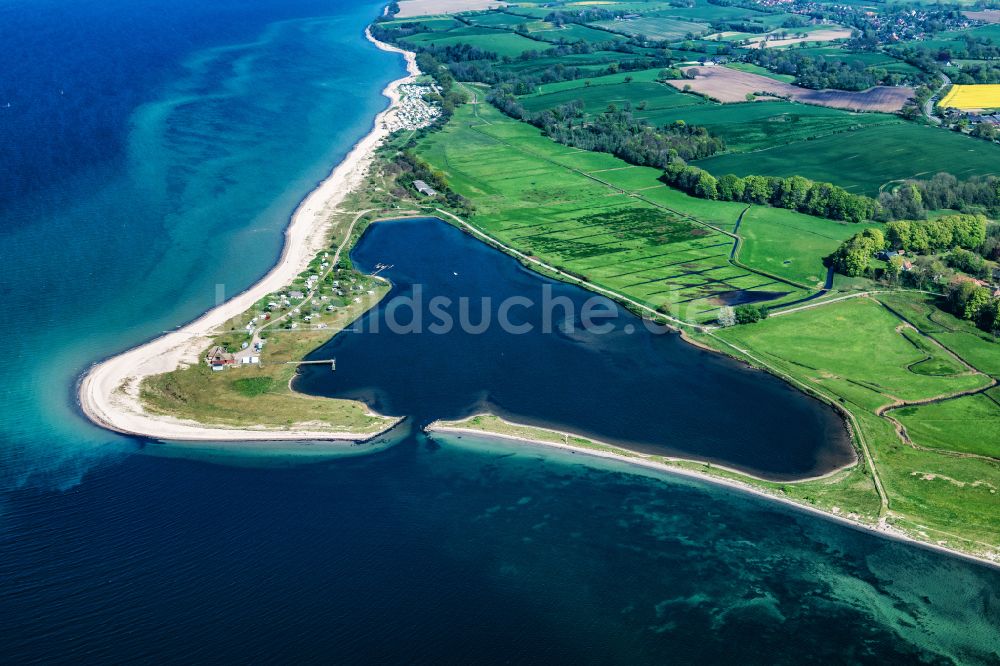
<box><xmin>894</xmin><ymin>387</ymin><xmax>1000</xmax><ymax>457</ymax></box>
<box><xmin>464</xmin><ymin>11</ymin><xmax>531</xmax><ymax>27</ymax></box>
<box><xmin>876</xmin><ymin>292</ymin><xmax>1000</xmax><ymax>377</ymax></box>
<box><xmin>696</xmin><ymin>123</ymin><xmax>1000</xmax><ymax>195</ymax></box>
<box><xmin>736</xmin><ymin>207</ymin><xmax>872</xmax><ymax>286</ymax></box>
<box><xmin>718</xmin><ymin>297</ymin><xmax>990</xmax><ymax>409</ymax></box>
<box><xmin>645</xmin><ymin>1</ymin><xmax>774</xmax><ymax>23</ymax></box>
<box><xmin>528</xmin><ymin>67</ymin><xmax>668</xmax><ymax>95</ymax></box>
<box><xmin>495</xmin><ymin>50</ymin><xmax>656</xmax><ymax>74</ymax></box>
<box><xmin>417</xmin><ymin>101</ymin><xmax>809</xmax><ymax>321</ymax></box>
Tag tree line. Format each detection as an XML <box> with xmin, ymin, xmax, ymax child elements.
<box><xmin>662</xmin><ymin>163</ymin><xmax>879</xmax><ymax>223</ymax></box>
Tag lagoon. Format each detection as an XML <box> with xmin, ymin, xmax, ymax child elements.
<box><xmin>2</xmin><ymin>1</ymin><xmax>999</xmax><ymax>661</ymax></box>
<box><xmin>295</xmin><ymin>217</ymin><xmax>854</xmax><ymax>480</ymax></box>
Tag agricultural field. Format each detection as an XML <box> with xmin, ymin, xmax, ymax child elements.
<box><xmin>748</xmin><ymin>27</ymin><xmax>854</xmax><ymax>49</ymax></box>
<box><xmin>463</xmin><ymin>11</ymin><xmax>531</xmax><ymax>27</ymax></box>
<box><xmin>519</xmin><ymin>71</ymin><xmax>706</xmax><ymax>116</ymax></box>
<box><xmin>724</xmin><ymin>62</ymin><xmax>795</xmax><ymax>83</ymax></box>
<box><xmin>416</xmin><ymin>102</ymin><xmax>809</xmax><ymax>321</ymax></box>
<box><xmin>893</xmin><ymin>388</ymin><xmax>1000</xmax><ymax>458</ymax></box>
<box><xmin>643</xmin><ymin>101</ymin><xmax>900</xmax><ymax>152</ymax></box>
<box><xmin>696</xmin><ymin>122</ymin><xmax>1000</xmax><ymax>195</ymax></box>
<box><xmin>669</xmin><ymin>65</ymin><xmax>914</xmax><ymax>112</ymax></box>
<box><xmin>397</xmin><ymin>26</ymin><xmax>542</xmax><ymax>58</ymax></box>
<box><xmin>939</xmin><ymin>84</ymin><xmax>1000</xmax><ymax>110</ymax></box>
<box><xmin>963</xmin><ymin>9</ymin><xmax>1000</xmax><ymax>24</ymax></box>
<box><xmin>529</xmin><ymin>22</ymin><xmax>628</xmax><ymax>43</ymax></box>
<box><xmin>591</xmin><ymin>16</ymin><xmax>710</xmax><ymax>41</ymax></box>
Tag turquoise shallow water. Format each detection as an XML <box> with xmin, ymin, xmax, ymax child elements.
<box><xmin>2</xmin><ymin>1</ymin><xmax>1000</xmax><ymax>661</ymax></box>
<box><xmin>0</xmin><ymin>0</ymin><xmax>404</xmax><ymax>489</ymax></box>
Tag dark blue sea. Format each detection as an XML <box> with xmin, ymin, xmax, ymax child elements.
<box><xmin>1</xmin><ymin>1</ymin><xmax>999</xmax><ymax>662</ymax></box>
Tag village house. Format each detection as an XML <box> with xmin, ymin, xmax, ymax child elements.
<box><xmin>205</xmin><ymin>345</ymin><xmax>235</xmax><ymax>368</ymax></box>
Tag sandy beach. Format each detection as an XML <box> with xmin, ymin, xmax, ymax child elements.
<box><xmin>426</xmin><ymin>415</ymin><xmax>1000</xmax><ymax>570</ymax></box>
<box><xmin>77</xmin><ymin>29</ymin><xmax>419</xmax><ymax>442</ymax></box>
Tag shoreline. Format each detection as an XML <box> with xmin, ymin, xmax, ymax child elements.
<box><xmin>426</xmin><ymin>415</ymin><xmax>1000</xmax><ymax>571</ymax></box>
<box><xmin>76</xmin><ymin>28</ymin><xmax>419</xmax><ymax>443</ymax></box>
<box><xmin>73</xmin><ymin>18</ymin><xmax>997</xmax><ymax>569</ymax></box>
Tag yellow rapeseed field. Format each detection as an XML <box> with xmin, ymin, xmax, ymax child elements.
<box><xmin>939</xmin><ymin>84</ymin><xmax>1000</xmax><ymax>110</ymax></box>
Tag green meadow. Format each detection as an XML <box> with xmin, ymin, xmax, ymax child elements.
<box><xmin>713</xmin><ymin>297</ymin><xmax>998</xmax><ymax>548</ymax></box>
<box><xmin>417</xmin><ymin>102</ymin><xmax>809</xmax><ymax>321</ymax></box>
<box><xmin>736</xmin><ymin>207</ymin><xmax>872</xmax><ymax>286</ymax></box>
<box><xmin>894</xmin><ymin>388</ymin><xmax>1000</xmax><ymax>458</ymax></box>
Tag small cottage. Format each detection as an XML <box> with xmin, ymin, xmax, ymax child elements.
<box><xmin>206</xmin><ymin>345</ymin><xmax>235</xmax><ymax>367</ymax></box>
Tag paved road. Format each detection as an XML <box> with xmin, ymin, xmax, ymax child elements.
<box><xmin>923</xmin><ymin>72</ymin><xmax>950</xmax><ymax>125</ymax></box>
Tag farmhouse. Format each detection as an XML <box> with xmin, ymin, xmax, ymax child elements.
<box><xmin>205</xmin><ymin>345</ymin><xmax>235</xmax><ymax>367</ymax></box>
<box><xmin>413</xmin><ymin>179</ymin><xmax>437</xmax><ymax>197</ymax></box>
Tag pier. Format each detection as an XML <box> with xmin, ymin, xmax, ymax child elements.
<box><xmin>279</xmin><ymin>358</ymin><xmax>336</xmax><ymax>371</ymax></box>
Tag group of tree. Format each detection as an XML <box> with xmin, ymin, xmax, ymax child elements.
<box><xmin>827</xmin><ymin>227</ymin><xmax>890</xmax><ymax>276</ymax></box>
<box><xmin>388</xmin><ymin>150</ymin><xmax>472</xmax><ymax>217</ymax></box>
<box><xmin>883</xmin><ymin>214</ymin><xmax>988</xmax><ymax>254</ymax></box>
<box><xmin>877</xmin><ymin>173</ymin><xmax>1000</xmax><ymax>222</ymax></box>
<box><xmin>830</xmin><ymin>215</ymin><xmax>988</xmax><ymax>277</ymax></box>
<box><xmin>827</xmin><ymin>215</ymin><xmax>998</xmax><ymax>333</ymax></box>
<box><xmin>543</xmin><ymin>8</ymin><xmax>623</xmax><ymax>25</ymax></box>
<box><xmin>945</xmin><ymin>277</ymin><xmax>1000</xmax><ymax>332</ymax></box>
<box><xmin>489</xmin><ymin>90</ymin><xmax>725</xmax><ymax>165</ymax></box>
<box><xmin>412</xmin><ymin>53</ymin><xmax>468</xmax><ymax>119</ymax></box>
<box><xmin>662</xmin><ymin>163</ymin><xmax>879</xmax><ymax>223</ymax></box>
<box><xmin>716</xmin><ymin>304</ymin><xmax>770</xmax><ymax>326</ymax></box>
<box><xmin>952</xmin><ymin>62</ymin><xmax>1000</xmax><ymax>85</ymax></box>
<box><xmin>745</xmin><ymin>49</ymin><xmax>921</xmax><ymax>90</ymax></box>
